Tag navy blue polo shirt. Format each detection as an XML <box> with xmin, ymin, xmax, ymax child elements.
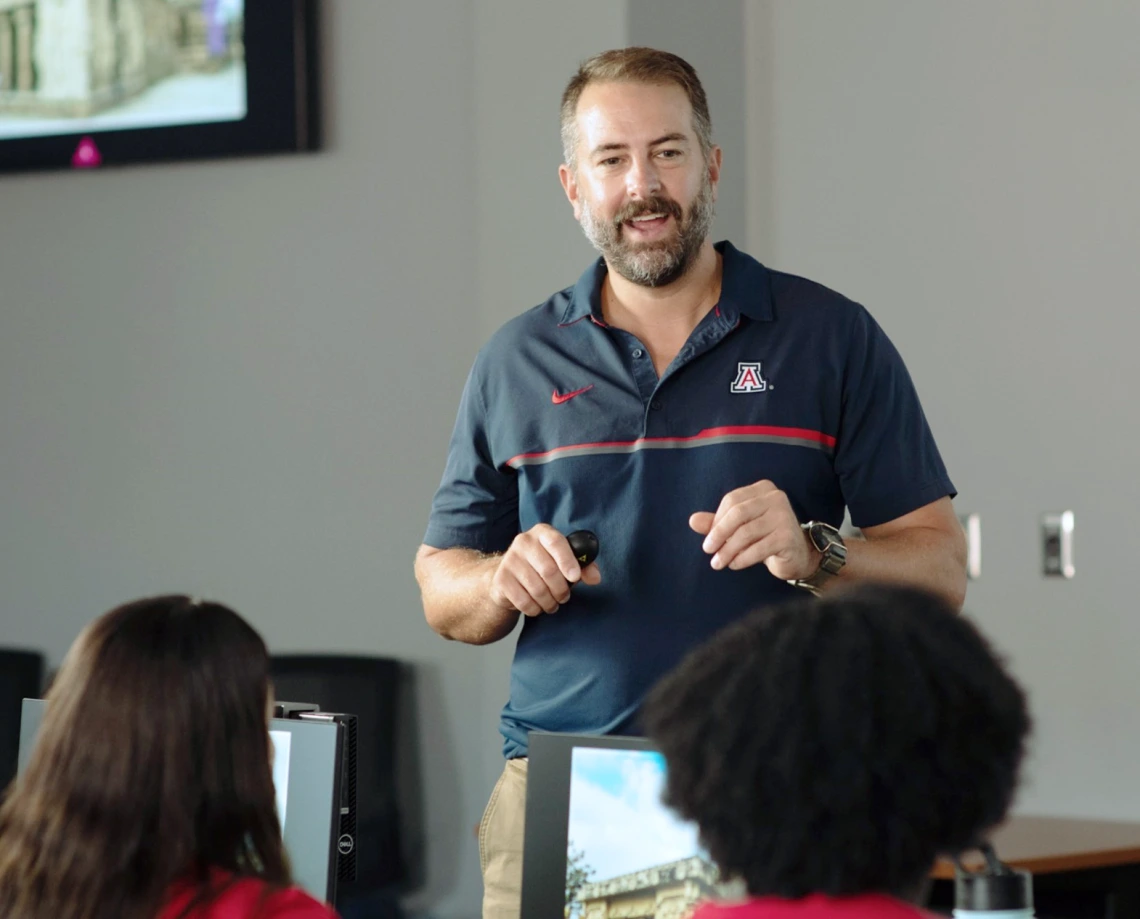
<box><xmin>424</xmin><ymin>241</ymin><xmax>954</xmax><ymax>759</ymax></box>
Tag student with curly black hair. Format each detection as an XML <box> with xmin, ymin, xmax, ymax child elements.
<box><xmin>642</xmin><ymin>584</ymin><xmax>1031</xmax><ymax>919</ymax></box>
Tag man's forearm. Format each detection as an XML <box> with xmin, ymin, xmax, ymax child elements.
<box><xmin>414</xmin><ymin>546</ymin><xmax>521</xmax><ymax>645</ymax></box>
<box><xmin>831</xmin><ymin>527</ymin><xmax>968</xmax><ymax>609</ymax></box>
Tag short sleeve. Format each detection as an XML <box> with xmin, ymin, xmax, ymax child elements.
<box><xmin>422</xmin><ymin>356</ymin><xmax>519</xmax><ymax>553</ymax></box>
<box><xmin>834</xmin><ymin>306</ymin><xmax>956</xmax><ymax>528</ymax></box>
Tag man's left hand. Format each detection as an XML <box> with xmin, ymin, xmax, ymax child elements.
<box><xmin>689</xmin><ymin>480</ymin><xmax>820</xmax><ymax>580</ymax></box>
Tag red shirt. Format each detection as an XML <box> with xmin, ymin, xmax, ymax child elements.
<box><xmin>693</xmin><ymin>893</ymin><xmax>938</xmax><ymax>919</ymax></box>
<box><xmin>158</xmin><ymin>875</ymin><xmax>339</xmax><ymax>919</ymax></box>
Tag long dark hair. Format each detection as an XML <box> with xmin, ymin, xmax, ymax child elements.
<box><xmin>0</xmin><ymin>595</ymin><xmax>292</xmax><ymax>919</ymax></box>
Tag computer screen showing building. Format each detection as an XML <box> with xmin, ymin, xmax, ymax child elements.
<box><xmin>522</xmin><ymin>733</ymin><xmax>738</xmax><ymax>919</ymax></box>
<box><xmin>566</xmin><ymin>743</ymin><xmax>717</xmax><ymax>917</ymax></box>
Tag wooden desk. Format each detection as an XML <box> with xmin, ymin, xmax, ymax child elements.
<box><xmin>926</xmin><ymin>816</ymin><xmax>1140</xmax><ymax>918</ymax></box>
<box><xmin>932</xmin><ymin>816</ymin><xmax>1140</xmax><ymax>879</ymax></box>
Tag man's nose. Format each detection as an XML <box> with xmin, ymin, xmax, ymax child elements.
<box><xmin>626</xmin><ymin>156</ymin><xmax>662</xmax><ymax>197</ymax></box>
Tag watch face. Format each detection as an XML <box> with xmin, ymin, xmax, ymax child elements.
<box><xmin>809</xmin><ymin>523</ymin><xmax>841</xmax><ymax>552</ymax></box>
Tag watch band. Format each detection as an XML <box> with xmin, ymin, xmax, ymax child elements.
<box><xmin>789</xmin><ymin>521</ymin><xmax>847</xmax><ymax>595</ymax></box>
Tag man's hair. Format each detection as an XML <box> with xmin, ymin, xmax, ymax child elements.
<box><xmin>560</xmin><ymin>47</ymin><xmax>713</xmax><ymax>170</ymax></box>
<box><xmin>0</xmin><ymin>595</ymin><xmax>291</xmax><ymax>919</ymax></box>
<box><xmin>643</xmin><ymin>584</ymin><xmax>1031</xmax><ymax>900</ymax></box>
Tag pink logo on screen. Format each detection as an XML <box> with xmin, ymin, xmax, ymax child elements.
<box><xmin>71</xmin><ymin>137</ymin><xmax>103</xmax><ymax>169</ymax></box>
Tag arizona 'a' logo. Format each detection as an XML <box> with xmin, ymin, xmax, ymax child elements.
<box><xmin>731</xmin><ymin>362</ymin><xmax>769</xmax><ymax>393</ymax></box>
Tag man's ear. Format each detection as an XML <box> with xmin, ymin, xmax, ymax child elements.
<box><xmin>707</xmin><ymin>145</ymin><xmax>723</xmax><ymax>201</ymax></box>
<box><xmin>559</xmin><ymin>163</ymin><xmax>583</xmax><ymax>221</ymax></box>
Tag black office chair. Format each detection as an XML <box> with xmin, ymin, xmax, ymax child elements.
<box><xmin>270</xmin><ymin>654</ymin><xmax>411</xmax><ymax>917</ymax></box>
<box><xmin>0</xmin><ymin>648</ymin><xmax>45</xmax><ymax>792</ymax></box>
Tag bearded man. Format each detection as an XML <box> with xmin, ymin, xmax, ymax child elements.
<box><xmin>414</xmin><ymin>47</ymin><xmax>967</xmax><ymax>919</ymax></box>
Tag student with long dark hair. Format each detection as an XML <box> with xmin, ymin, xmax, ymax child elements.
<box><xmin>643</xmin><ymin>584</ymin><xmax>1032</xmax><ymax>919</ymax></box>
<box><xmin>0</xmin><ymin>595</ymin><xmax>339</xmax><ymax>919</ymax></box>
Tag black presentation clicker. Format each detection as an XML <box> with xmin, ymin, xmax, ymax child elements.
<box><xmin>566</xmin><ymin>530</ymin><xmax>599</xmax><ymax>567</ymax></box>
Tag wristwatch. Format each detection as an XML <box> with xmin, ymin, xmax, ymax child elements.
<box><xmin>788</xmin><ymin>521</ymin><xmax>847</xmax><ymax>595</ymax></box>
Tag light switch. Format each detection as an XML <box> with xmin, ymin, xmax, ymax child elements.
<box><xmin>959</xmin><ymin>513</ymin><xmax>981</xmax><ymax>580</ymax></box>
<box><xmin>1041</xmin><ymin>511</ymin><xmax>1075</xmax><ymax>578</ymax></box>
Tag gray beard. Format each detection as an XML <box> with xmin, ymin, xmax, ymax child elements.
<box><xmin>578</xmin><ymin>179</ymin><xmax>716</xmax><ymax>288</ymax></box>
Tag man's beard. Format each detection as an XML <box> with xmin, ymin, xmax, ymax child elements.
<box><xmin>578</xmin><ymin>175</ymin><xmax>715</xmax><ymax>288</ymax></box>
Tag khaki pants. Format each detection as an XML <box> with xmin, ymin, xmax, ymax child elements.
<box><xmin>478</xmin><ymin>757</ymin><xmax>528</xmax><ymax>919</ymax></box>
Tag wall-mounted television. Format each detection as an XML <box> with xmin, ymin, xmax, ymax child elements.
<box><xmin>0</xmin><ymin>0</ymin><xmax>319</xmax><ymax>174</ymax></box>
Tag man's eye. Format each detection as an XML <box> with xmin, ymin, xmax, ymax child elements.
<box><xmin>600</xmin><ymin>157</ymin><xmax>621</xmax><ymax>167</ymax></box>
<box><xmin>658</xmin><ymin>149</ymin><xmax>681</xmax><ymax>159</ymax></box>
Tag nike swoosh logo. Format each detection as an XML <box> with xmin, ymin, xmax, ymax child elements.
<box><xmin>552</xmin><ymin>384</ymin><xmax>594</xmax><ymax>405</ymax></box>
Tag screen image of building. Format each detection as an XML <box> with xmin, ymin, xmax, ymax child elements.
<box><xmin>0</xmin><ymin>0</ymin><xmax>242</xmax><ymax>118</ymax></box>
<box><xmin>574</xmin><ymin>855</ymin><xmax>720</xmax><ymax>919</ymax></box>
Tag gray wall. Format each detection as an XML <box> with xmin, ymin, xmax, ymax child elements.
<box><xmin>627</xmin><ymin>0</ymin><xmax>747</xmax><ymax>247</ymax></box>
<box><xmin>745</xmin><ymin>0</ymin><xmax>1140</xmax><ymax>817</ymax></box>
<box><xmin>0</xmin><ymin>3</ymin><xmax>484</xmax><ymax>916</ymax></box>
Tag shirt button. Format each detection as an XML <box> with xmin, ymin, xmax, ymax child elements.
<box><xmin>650</xmin><ymin>400</ymin><xmax>662</xmax><ymax>411</ymax></box>
<box><xmin>632</xmin><ymin>348</ymin><xmax>644</xmax><ymax>359</ymax></box>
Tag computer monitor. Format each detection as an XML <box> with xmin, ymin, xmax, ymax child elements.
<box><xmin>16</xmin><ymin>698</ymin><xmax>348</xmax><ymax>904</ymax></box>
<box><xmin>521</xmin><ymin>732</ymin><xmax>736</xmax><ymax>919</ymax></box>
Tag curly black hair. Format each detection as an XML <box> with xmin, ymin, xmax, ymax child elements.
<box><xmin>642</xmin><ymin>583</ymin><xmax>1031</xmax><ymax>900</ymax></box>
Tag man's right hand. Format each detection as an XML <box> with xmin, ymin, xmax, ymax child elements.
<box><xmin>490</xmin><ymin>524</ymin><xmax>602</xmax><ymax>616</ymax></box>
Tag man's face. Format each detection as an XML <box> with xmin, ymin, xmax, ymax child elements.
<box><xmin>560</xmin><ymin>81</ymin><xmax>720</xmax><ymax>288</ymax></box>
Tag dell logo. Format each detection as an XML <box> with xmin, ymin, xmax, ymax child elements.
<box><xmin>338</xmin><ymin>834</ymin><xmax>355</xmax><ymax>856</ymax></box>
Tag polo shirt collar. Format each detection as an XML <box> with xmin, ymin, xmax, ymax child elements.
<box><xmin>558</xmin><ymin>240</ymin><xmax>774</xmax><ymax>325</ymax></box>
